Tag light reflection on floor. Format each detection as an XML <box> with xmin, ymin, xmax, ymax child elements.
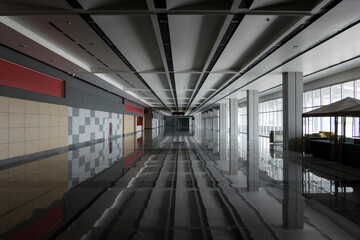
<box><xmin>0</xmin><ymin>127</ymin><xmax>360</xmax><ymax>239</ymax></box>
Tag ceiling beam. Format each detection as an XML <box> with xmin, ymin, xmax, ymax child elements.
<box><xmin>146</xmin><ymin>0</ymin><xmax>178</xmax><ymax>112</ymax></box>
<box><xmin>184</xmin><ymin>0</ymin><xmax>250</xmax><ymax>115</ymax></box>
<box><xmin>0</xmin><ymin>9</ymin><xmax>313</xmax><ymax>16</ymax></box>
<box><xmin>191</xmin><ymin>0</ymin><xmax>343</xmax><ymax>115</ymax></box>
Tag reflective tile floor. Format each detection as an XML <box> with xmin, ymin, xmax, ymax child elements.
<box><xmin>1</xmin><ymin>128</ymin><xmax>360</xmax><ymax>239</ymax></box>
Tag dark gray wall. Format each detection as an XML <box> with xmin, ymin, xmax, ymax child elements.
<box><xmin>0</xmin><ymin>44</ymin><xmax>143</xmax><ymax>115</ymax></box>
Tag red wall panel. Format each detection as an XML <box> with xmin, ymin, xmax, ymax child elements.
<box><xmin>125</xmin><ymin>103</ymin><xmax>144</xmax><ymax>115</ymax></box>
<box><xmin>137</xmin><ymin>116</ymin><xmax>142</xmax><ymax>126</ymax></box>
<box><xmin>0</xmin><ymin>58</ymin><xmax>64</xmax><ymax>98</ymax></box>
<box><xmin>0</xmin><ymin>61</ymin><xmax>5</xmax><ymax>85</ymax></box>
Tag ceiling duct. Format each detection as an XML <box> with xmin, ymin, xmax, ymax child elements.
<box><xmin>172</xmin><ymin>112</ymin><xmax>185</xmax><ymax>116</ymax></box>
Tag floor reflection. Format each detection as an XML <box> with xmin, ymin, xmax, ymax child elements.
<box><xmin>0</xmin><ymin>154</ymin><xmax>68</xmax><ymax>236</ymax></box>
<box><xmin>1</xmin><ymin>128</ymin><xmax>360</xmax><ymax>239</ymax></box>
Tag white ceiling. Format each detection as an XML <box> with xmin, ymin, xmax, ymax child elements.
<box><xmin>0</xmin><ymin>0</ymin><xmax>359</xmax><ymax>115</ymax></box>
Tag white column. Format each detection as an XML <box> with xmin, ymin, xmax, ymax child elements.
<box><xmin>208</xmin><ymin>110</ymin><xmax>213</xmax><ymax>130</ymax></box>
<box><xmin>229</xmin><ymin>99</ymin><xmax>238</xmax><ymax>135</ymax></box>
<box><xmin>283</xmin><ymin>72</ymin><xmax>303</xmax><ymax>151</ymax></box>
<box><xmin>219</xmin><ymin>103</ymin><xmax>227</xmax><ymax>161</ymax></box>
<box><xmin>247</xmin><ymin>90</ymin><xmax>259</xmax><ymax>141</ymax></box>
<box><xmin>212</xmin><ymin>109</ymin><xmax>219</xmax><ymax>153</ymax></box>
<box><xmin>207</xmin><ymin>110</ymin><xmax>213</xmax><ymax>148</ymax></box>
<box><xmin>219</xmin><ymin>103</ymin><xmax>227</xmax><ymax>134</ymax></box>
<box><xmin>229</xmin><ymin>98</ymin><xmax>238</xmax><ymax>175</ymax></box>
<box><xmin>212</xmin><ymin>109</ymin><xmax>219</xmax><ymax>132</ymax></box>
<box><xmin>203</xmin><ymin>112</ymin><xmax>208</xmax><ymax>142</ymax></box>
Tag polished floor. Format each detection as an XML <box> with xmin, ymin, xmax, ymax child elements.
<box><xmin>1</xmin><ymin>128</ymin><xmax>360</xmax><ymax>239</ymax></box>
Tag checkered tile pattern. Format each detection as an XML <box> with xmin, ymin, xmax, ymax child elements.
<box><xmin>68</xmin><ymin>107</ymin><xmax>122</xmax><ymax>145</ymax></box>
<box><xmin>67</xmin><ymin>138</ymin><xmax>123</xmax><ymax>189</ymax></box>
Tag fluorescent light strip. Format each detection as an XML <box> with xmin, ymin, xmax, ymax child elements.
<box><xmin>0</xmin><ymin>17</ymin><xmax>91</xmax><ymax>72</ymax></box>
<box><xmin>126</xmin><ymin>91</ymin><xmax>153</xmax><ymax>107</ymax></box>
<box><xmin>94</xmin><ymin>73</ymin><xmax>124</xmax><ymax>90</ymax></box>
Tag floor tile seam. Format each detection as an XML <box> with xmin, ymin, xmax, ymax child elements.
<box><xmin>190</xmin><ymin>137</ymin><xmax>282</xmax><ymax>240</ymax></box>
<box><xmin>187</xmin><ymin>138</ymin><xmax>255</xmax><ymax>240</ymax></box>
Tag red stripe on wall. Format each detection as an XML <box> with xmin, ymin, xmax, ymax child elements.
<box><xmin>125</xmin><ymin>103</ymin><xmax>144</xmax><ymax>115</ymax></box>
<box><xmin>0</xmin><ymin>58</ymin><xmax>64</xmax><ymax>97</ymax></box>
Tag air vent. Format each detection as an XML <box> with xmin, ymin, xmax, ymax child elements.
<box><xmin>66</xmin><ymin>0</ymin><xmax>83</xmax><ymax>9</ymax></box>
<box><xmin>96</xmin><ymin>58</ymin><xmax>109</xmax><ymax>68</ymax></box>
<box><xmin>116</xmin><ymin>74</ymin><xmax>135</xmax><ymax>88</ymax></box>
<box><xmin>64</xmin><ymin>34</ymin><xmax>75</xmax><ymax>42</ymax></box>
<box><xmin>157</xmin><ymin>13</ymin><xmax>178</xmax><ymax>110</ymax></box>
<box><xmin>77</xmin><ymin>43</ymin><xmax>86</xmax><ymax>50</ymax></box>
<box><xmin>86</xmin><ymin>51</ymin><xmax>95</xmax><ymax>57</ymax></box>
<box><xmin>48</xmin><ymin>22</ymin><xmax>63</xmax><ymax>33</ymax></box>
<box><xmin>239</xmin><ymin>0</ymin><xmax>254</xmax><ymax>9</ymax></box>
<box><xmin>48</xmin><ymin>22</ymin><xmax>111</xmax><ymax>70</ymax></box>
<box><xmin>154</xmin><ymin>0</ymin><xmax>167</xmax><ymax>8</ymax></box>
<box><xmin>172</xmin><ymin>112</ymin><xmax>185</xmax><ymax>116</ymax></box>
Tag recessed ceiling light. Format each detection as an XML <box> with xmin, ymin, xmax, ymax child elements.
<box><xmin>266</xmin><ymin>18</ymin><xmax>270</xmax><ymax>22</ymax></box>
<box><xmin>294</xmin><ymin>45</ymin><xmax>298</xmax><ymax>48</ymax></box>
<box><xmin>66</xmin><ymin>21</ymin><xmax>71</xmax><ymax>25</ymax></box>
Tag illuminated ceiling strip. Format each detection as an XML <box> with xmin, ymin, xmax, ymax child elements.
<box><xmin>0</xmin><ymin>16</ymin><xmax>91</xmax><ymax>72</ymax></box>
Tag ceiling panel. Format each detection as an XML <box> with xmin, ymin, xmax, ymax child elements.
<box><xmin>169</xmin><ymin>15</ymin><xmax>225</xmax><ymax>72</ymax></box>
<box><xmin>92</xmin><ymin>15</ymin><xmax>165</xmax><ymax>72</ymax></box>
<box><xmin>174</xmin><ymin>73</ymin><xmax>198</xmax><ymax>91</ymax></box>
<box><xmin>0</xmin><ymin>0</ymin><xmax>72</xmax><ymax>11</ymax></box>
<box><xmin>250</xmin><ymin>0</ymin><xmax>323</xmax><ymax>11</ymax></box>
<box><xmin>167</xmin><ymin>0</ymin><xmax>233</xmax><ymax>10</ymax></box>
<box><xmin>78</xmin><ymin>0</ymin><xmax>147</xmax><ymax>10</ymax></box>
<box><xmin>212</xmin><ymin>15</ymin><xmax>297</xmax><ymax>72</ymax></box>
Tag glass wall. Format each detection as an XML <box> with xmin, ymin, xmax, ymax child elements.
<box><xmin>237</xmin><ymin>79</ymin><xmax>360</xmax><ymax>138</ymax></box>
<box><xmin>259</xmin><ymin>98</ymin><xmax>283</xmax><ymax>136</ymax></box>
<box><xmin>303</xmin><ymin>79</ymin><xmax>360</xmax><ymax>136</ymax></box>
<box><xmin>238</xmin><ymin>106</ymin><xmax>247</xmax><ymax>133</ymax></box>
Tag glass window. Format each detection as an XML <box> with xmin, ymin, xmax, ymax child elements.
<box><xmin>342</xmin><ymin>82</ymin><xmax>354</xmax><ymax>98</ymax></box>
<box><xmin>345</xmin><ymin>117</ymin><xmax>353</xmax><ymax>138</ymax></box>
<box><xmin>321</xmin><ymin>87</ymin><xmax>330</xmax><ymax>105</ymax></box>
<box><xmin>305</xmin><ymin>91</ymin><xmax>313</xmax><ymax>108</ymax></box>
<box><xmin>331</xmin><ymin>84</ymin><xmax>341</xmax><ymax>103</ymax></box>
<box><xmin>278</xmin><ymin>111</ymin><xmax>282</xmax><ymax>130</ymax></box>
<box><xmin>356</xmin><ymin>80</ymin><xmax>360</xmax><ymax>100</ymax></box>
<box><xmin>278</xmin><ymin>98</ymin><xmax>283</xmax><ymax>110</ymax></box>
<box><xmin>313</xmin><ymin>89</ymin><xmax>321</xmax><ymax>107</ymax></box>
<box><xmin>259</xmin><ymin>98</ymin><xmax>283</xmax><ymax>136</ymax></box>
<box><xmin>273</xmin><ymin>99</ymin><xmax>278</xmax><ymax>111</ymax></box>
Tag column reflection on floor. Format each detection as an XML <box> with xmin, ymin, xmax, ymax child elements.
<box><xmin>2</xmin><ymin>129</ymin><xmax>360</xmax><ymax>239</ymax></box>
